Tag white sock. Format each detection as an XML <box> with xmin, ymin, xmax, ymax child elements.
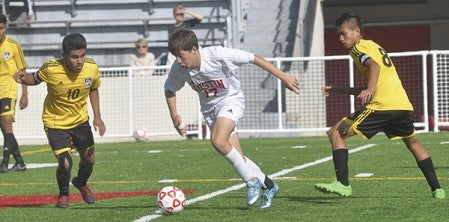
<box><xmin>245</xmin><ymin>157</ymin><xmax>267</xmax><ymax>189</ymax></box>
<box><xmin>225</xmin><ymin>147</ymin><xmax>253</xmax><ymax>182</ymax></box>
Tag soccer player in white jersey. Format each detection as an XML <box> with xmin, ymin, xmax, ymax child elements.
<box><xmin>164</xmin><ymin>29</ymin><xmax>300</xmax><ymax>208</ymax></box>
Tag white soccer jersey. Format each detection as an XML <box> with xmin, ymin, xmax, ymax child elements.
<box><xmin>164</xmin><ymin>46</ymin><xmax>254</xmax><ymax>114</ymax></box>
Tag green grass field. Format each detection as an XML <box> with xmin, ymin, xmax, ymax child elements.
<box><xmin>0</xmin><ymin>132</ymin><xmax>448</xmax><ymax>222</ymax></box>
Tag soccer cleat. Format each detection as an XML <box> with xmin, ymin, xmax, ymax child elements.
<box><xmin>432</xmin><ymin>188</ymin><xmax>446</xmax><ymax>199</ymax></box>
<box><xmin>0</xmin><ymin>164</ymin><xmax>8</xmax><ymax>173</ymax></box>
<box><xmin>246</xmin><ymin>177</ymin><xmax>262</xmax><ymax>206</ymax></box>
<box><xmin>56</xmin><ymin>195</ymin><xmax>69</xmax><ymax>208</ymax></box>
<box><xmin>72</xmin><ymin>177</ymin><xmax>95</xmax><ymax>204</ymax></box>
<box><xmin>259</xmin><ymin>182</ymin><xmax>280</xmax><ymax>209</ymax></box>
<box><xmin>9</xmin><ymin>163</ymin><xmax>26</xmax><ymax>172</ymax></box>
<box><xmin>315</xmin><ymin>181</ymin><xmax>352</xmax><ymax>197</ymax></box>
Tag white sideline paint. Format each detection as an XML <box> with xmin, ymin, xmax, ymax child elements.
<box><xmin>7</xmin><ymin>163</ymin><xmax>58</xmax><ymax>169</ymax></box>
<box><xmin>355</xmin><ymin>173</ymin><xmax>374</xmax><ymax>177</ymax></box>
<box><xmin>134</xmin><ymin>144</ymin><xmax>376</xmax><ymax>222</ymax></box>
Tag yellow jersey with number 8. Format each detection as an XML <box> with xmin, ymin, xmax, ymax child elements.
<box><xmin>350</xmin><ymin>39</ymin><xmax>413</xmax><ymax>111</ymax></box>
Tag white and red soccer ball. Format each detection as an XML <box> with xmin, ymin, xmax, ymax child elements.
<box><xmin>157</xmin><ymin>186</ymin><xmax>186</xmax><ymax>214</ymax></box>
<box><xmin>133</xmin><ymin>127</ymin><xmax>150</xmax><ymax>141</ymax></box>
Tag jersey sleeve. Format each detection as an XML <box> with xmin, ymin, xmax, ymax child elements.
<box><xmin>91</xmin><ymin>66</ymin><xmax>102</xmax><ymax>89</ymax></box>
<box><xmin>36</xmin><ymin>61</ymin><xmax>51</xmax><ymax>83</ymax></box>
<box><xmin>13</xmin><ymin>42</ymin><xmax>27</xmax><ymax>70</ymax></box>
<box><xmin>351</xmin><ymin>43</ymin><xmax>371</xmax><ymax>65</ymax></box>
<box><xmin>164</xmin><ymin>63</ymin><xmax>186</xmax><ymax>93</ymax></box>
<box><xmin>217</xmin><ymin>47</ymin><xmax>254</xmax><ymax>70</ymax></box>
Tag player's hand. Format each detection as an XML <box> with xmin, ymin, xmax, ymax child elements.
<box><xmin>321</xmin><ymin>86</ymin><xmax>332</xmax><ymax>97</ymax></box>
<box><xmin>19</xmin><ymin>95</ymin><xmax>28</xmax><ymax>110</ymax></box>
<box><xmin>171</xmin><ymin>114</ymin><xmax>186</xmax><ymax>137</ymax></box>
<box><xmin>175</xmin><ymin>123</ymin><xmax>187</xmax><ymax>137</ymax></box>
<box><xmin>93</xmin><ymin>118</ymin><xmax>106</xmax><ymax>137</ymax></box>
<box><xmin>282</xmin><ymin>74</ymin><xmax>300</xmax><ymax>95</ymax></box>
<box><xmin>357</xmin><ymin>89</ymin><xmax>374</xmax><ymax>105</ymax></box>
<box><xmin>14</xmin><ymin>70</ymin><xmax>26</xmax><ymax>83</ymax></box>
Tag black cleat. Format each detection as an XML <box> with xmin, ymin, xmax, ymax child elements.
<box><xmin>9</xmin><ymin>163</ymin><xmax>26</xmax><ymax>172</ymax></box>
<box><xmin>72</xmin><ymin>177</ymin><xmax>95</xmax><ymax>204</ymax></box>
<box><xmin>0</xmin><ymin>164</ymin><xmax>8</xmax><ymax>173</ymax></box>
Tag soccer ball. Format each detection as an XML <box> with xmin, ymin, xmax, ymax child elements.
<box><xmin>157</xmin><ymin>186</ymin><xmax>186</xmax><ymax>214</ymax></box>
<box><xmin>133</xmin><ymin>127</ymin><xmax>150</xmax><ymax>141</ymax></box>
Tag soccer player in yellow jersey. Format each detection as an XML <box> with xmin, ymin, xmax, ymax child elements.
<box><xmin>315</xmin><ymin>13</ymin><xmax>445</xmax><ymax>199</ymax></box>
<box><xmin>0</xmin><ymin>14</ymin><xmax>28</xmax><ymax>173</ymax></box>
<box><xmin>15</xmin><ymin>33</ymin><xmax>106</xmax><ymax>208</ymax></box>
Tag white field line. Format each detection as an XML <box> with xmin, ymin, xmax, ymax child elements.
<box><xmin>6</xmin><ymin>163</ymin><xmax>58</xmax><ymax>169</ymax></box>
<box><xmin>134</xmin><ymin>144</ymin><xmax>376</xmax><ymax>222</ymax></box>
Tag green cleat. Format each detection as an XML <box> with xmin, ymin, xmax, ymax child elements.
<box><xmin>432</xmin><ymin>188</ymin><xmax>446</xmax><ymax>199</ymax></box>
<box><xmin>315</xmin><ymin>181</ymin><xmax>352</xmax><ymax>197</ymax></box>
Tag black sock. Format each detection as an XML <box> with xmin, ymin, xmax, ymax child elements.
<box><xmin>264</xmin><ymin>175</ymin><xmax>274</xmax><ymax>190</ymax></box>
<box><xmin>76</xmin><ymin>162</ymin><xmax>94</xmax><ymax>186</ymax></box>
<box><xmin>1</xmin><ymin>146</ymin><xmax>11</xmax><ymax>166</ymax></box>
<box><xmin>56</xmin><ymin>152</ymin><xmax>73</xmax><ymax>196</ymax></box>
<box><xmin>2</xmin><ymin>133</ymin><xmax>15</xmax><ymax>166</ymax></box>
<box><xmin>417</xmin><ymin>157</ymin><xmax>441</xmax><ymax>191</ymax></box>
<box><xmin>333</xmin><ymin>149</ymin><xmax>349</xmax><ymax>186</ymax></box>
<box><xmin>5</xmin><ymin>133</ymin><xmax>24</xmax><ymax>165</ymax></box>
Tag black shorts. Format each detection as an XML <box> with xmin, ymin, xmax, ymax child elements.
<box><xmin>343</xmin><ymin>109</ymin><xmax>415</xmax><ymax>140</ymax></box>
<box><xmin>0</xmin><ymin>98</ymin><xmax>16</xmax><ymax>117</ymax></box>
<box><xmin>45</xmin><ymin>121</ymin><xmax>95</xmax><ymax>154</ymax></box>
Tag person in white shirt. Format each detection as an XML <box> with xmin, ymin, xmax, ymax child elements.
<box><xmin>164</xmin><ymin>29</ymin><xmax>300</xmax><ymax>209</ymax></box>
<box><xmin>130</xmin><ymin>39</ymin><xmax>156</xmax><ymax>76</ymax></box>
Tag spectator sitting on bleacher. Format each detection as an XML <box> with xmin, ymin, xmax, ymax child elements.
<box><xmin>130</xmin><ymin>38</ymin><xmax>156</xmax><ymax>76</ymax></box>
<box><xmin>166</xmin><ymin>5</ymin><xmax>203</xmax><ymax>67</ymax></box>
<box><xmin>5</xmin><ymin>0</ymin><xmax>34</xmax><ymax>24</ymax></box>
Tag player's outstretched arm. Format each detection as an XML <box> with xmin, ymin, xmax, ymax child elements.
<box><xmin>14</xmin><ymin>70</ymin><xmax>38</xmax><ymax>85</ymax></box>
<box><xmin>253</xmin><ymin>54</ymin><xmax>300</xmax><ymax>95</ymax></box>
<box><xmin>165</xmin><ymin>90</ymin><xmax>186</xmax><ymax>136</ymax></box>
<box><xmin>321</xmin><ymin>86</ymin><xmax>365</xmax><ymax>96</ymax></box>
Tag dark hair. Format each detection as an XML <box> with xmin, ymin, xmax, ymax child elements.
<box><xmin>62</xmin><ymin>33</ymin><xmax>87</xmax><ymax>55</ymax></box>
<box><xmin>0</xmin><ymin>14</ymin><xmax>7</xmax><ymax>25</ymax></box>
<box><xmin>168</xmin><ymin>29</ymin><xmax>199</xmax><ymax>57</ymax></box>
<box><xmin>335</xmin><ymin>12</ymin><xmax>364</xmax><ymax>36</ymax></box>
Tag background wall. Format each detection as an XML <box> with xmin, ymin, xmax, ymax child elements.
<box><xmin>322</xmin><ymin>0</ymin><xmax>449</xmax><ymax>51</ymax></box>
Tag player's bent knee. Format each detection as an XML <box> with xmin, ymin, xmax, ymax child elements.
<box><xmin>210</xmin><ymin>138</ymin><xmax>226</xmax><ymax>149</ymax></box>
<box><xmin>80</xmin><ymin>147</ymin><xmax>96</xmax><ymax>163</ymax></box>
<box><xmin>57</xmin><ymin>150</ymin><xmax>73</xmax><ymax>172</ymax></box>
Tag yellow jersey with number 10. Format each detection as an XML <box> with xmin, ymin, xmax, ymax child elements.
<box><xmin>350</xmin><ymin>39</ymin><xmax>413</xmax><ymax>111</ymax></box>
<box><xmin>36</xmin><ymin>58</ymin><xmax>101</xmax><ymax>129</ymax></box>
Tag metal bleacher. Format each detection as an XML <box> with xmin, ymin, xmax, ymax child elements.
<box><xmin>6</xmin><ymin>0</ymin><xmax>230</xmax><ymax>68</ymax></box>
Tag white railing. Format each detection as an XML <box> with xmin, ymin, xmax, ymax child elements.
<box><xmin>6</xmin><ymin>50</ymin><xmax>449</xmax><ymax>142</ymax></box>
